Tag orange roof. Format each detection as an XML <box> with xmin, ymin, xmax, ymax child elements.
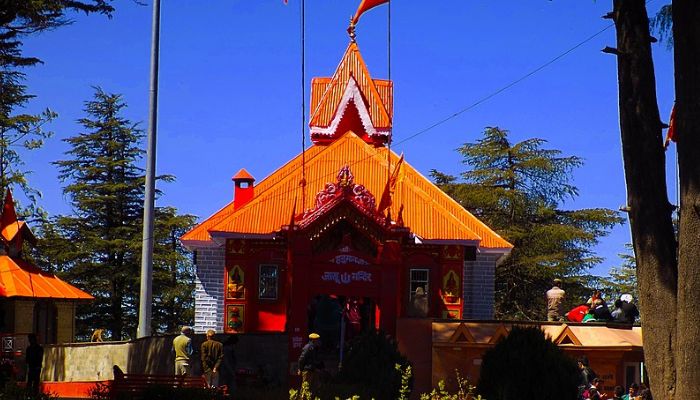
<box><xmin>0</xmin><ymin>256</ymin><xmax>93</xmax><ymax>300</ymax></box>
<box><xmin>182</xmin><ymin>132</ymin><xmax>512</xmax><ymax>250</ymax></box>
<box><xmin>309</xmin><ymin>42</ymin><xmax>392</xmax><ymax>130</ymax></box>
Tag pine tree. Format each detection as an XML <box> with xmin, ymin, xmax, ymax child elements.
<box><xmin>0</xmin><ymin>0</ymin><xmax>113</xmax><ymax>217</ymax></box>
<box><xmin>52</xmin><ymin>88</ymin><xmax>145</xmax><ymax>340</ymax></box>
<box><xmin>37</xmin><ymin>88</ymin><xmax>196</xmax><ymax>340</ymax></box>
<box><xmin>432</xmin><ymin>127</ymin><xmax>623</xmax><ymax>320</ymax></box>
<box><xmin>152</xmin><ymin>206</ymin><xmax>197</xmax><ymax>333</ymax></box>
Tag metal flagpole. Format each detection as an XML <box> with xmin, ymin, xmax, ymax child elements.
<box><xmin>301</xmin><ymin>0</ymin><xmax>307</xmax><ymax>210</ymax></box>
<box><xmin>138</xmin><ymin>0</ymin><xmax>161</xmax><ymax>339</ymax></box>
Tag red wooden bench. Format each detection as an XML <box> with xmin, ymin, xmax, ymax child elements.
<box><xmin>110</xmin><ymin>373</ymin><xmax>227</xmax><ymax>399</ymax></box>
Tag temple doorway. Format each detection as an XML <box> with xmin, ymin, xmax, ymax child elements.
<box><xmin>307</xmin><ymin>294</ymin><xmax>377</xmax><ymax>373</ymax></box>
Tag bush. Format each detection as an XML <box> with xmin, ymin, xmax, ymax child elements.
<box><xmin>0</xmin><ymin>381</ymin><xmax>58</xmax><ymax>400</ymax></box>
<box><xmin>339</xmin><ymin>330</ymin><xmax>411</xmax><ymax>400</ymax></box>
<box><xmin>477</xmin><ymin>326</ymin><xmax>579</xmax><ymax>400</ymax></box>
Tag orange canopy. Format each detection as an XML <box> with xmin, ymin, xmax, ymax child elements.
<box><xmin>0</xmin><ymin>256</ymin><xmax>93</xmax><ymax>300</ymax></box>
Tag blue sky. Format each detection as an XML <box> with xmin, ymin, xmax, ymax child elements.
<box><xmin>20</xmin><ymin>1</ymin><xmax>675</xmax><ymax>276</ymax></box>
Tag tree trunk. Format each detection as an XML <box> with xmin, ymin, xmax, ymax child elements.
<box><xmin>612</xmin><ymin>1</ymin><xmax>678</xmax><ymax>398</ymax></box>
<box><xmin>672</xmin><ymin>1</ymin><xmax>700</xmax><ymax>398</ymax></box>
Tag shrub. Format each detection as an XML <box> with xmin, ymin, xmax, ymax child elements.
<box><xmin>0</xmin><ymin>381</ymin><xmax>58</xmax><ymax>400</ymax></box>
<box><xmin>339</xmin><ymin>330</ymin><xmax>411</xmax><ymax>400</ymax></box>
<box><xmin>477</xmin><ymin>326</ymin><xmax>579</xmax><ymax>400</ymax></box>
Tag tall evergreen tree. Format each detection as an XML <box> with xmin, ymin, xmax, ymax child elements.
<box><xmin>53</xmin><ymin>88</ymin><xmax>145</xmax><ymax>340</ymax></box>
<box><xmin>0</xmin><ymin>0</ymin><xmax>112</xmax><ymax>216</ymax></box>
<box><xmin>432</xmin><ymin>127</ymin><xmax>623</xmax><ymax>320</ymax></box>
<box><xmin>598</xmin><ymin>244</ymin><xmax>638</xmax><ymax>303</ymax></box>
<box><xmin>37</xmin><ymin>88</ymin><xmax>196</xmax><ymax>340</ymax></box>
<box><xmin>152</xmin><ymin>206</ymin><xmax>197</xmax><ymax>333</ymax></box>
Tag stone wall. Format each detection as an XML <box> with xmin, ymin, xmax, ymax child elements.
<box><xmin>194</xmin><ymin>245</ymin><xmax>226</xmax><ymax>333</ymax></box>
<box><xmin>462</xmin><ymin>252</ymin><xmax>500</xmax><ymax>319</ymax></box>
<box><xmin>41</xmin><ymin>333</ymin><xmax>289</xmax><ymax>385</ymax></box>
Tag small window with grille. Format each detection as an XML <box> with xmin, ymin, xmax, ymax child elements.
<box><xmin>409</xmin><ymin>268</ymin><xmax>429</xmax><ymax>317</ymax></box>
<box><xmin>259</xmin><ymin>265</ymin><xmax>279</xmax><ymax>300</ymax></box>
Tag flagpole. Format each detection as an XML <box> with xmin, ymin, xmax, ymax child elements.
<box><xmin>386</xmin><ymin>0</ymin><xmax>392</xmax><ymax>219</ymax></box>
<box><xmin>138</xmin><ymin>0</ymin><xmax>160</xmax><ymax>339</ymax></box>
<box><xmin>300</xmin><ymin>0</ymin><xmax>307</xmax><ymax>211</ymax></box>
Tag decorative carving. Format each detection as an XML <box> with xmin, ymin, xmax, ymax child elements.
<box><xmin>227</xmin><ymin>265</ymin><xmax>245</xmax><ymax>299</ymax></box>
<box><xmin>306</xmin><ymin>165</ymin><xmax>378</xmax><ymax>219</ymax></box>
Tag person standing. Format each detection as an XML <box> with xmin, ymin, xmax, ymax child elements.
<box><xmin>201</xmin><ymin>329</ymin><xmax>224</xmax><ymax>387</ymax></box>
<box><xmin>546</xmin><ymin>278</ymin><xmax>566</xmax><ymax>321</ymax></box>
<box><xmin>25</xmin><ymin>333</ymin><xmax>44</xmax><ymax>394</ymax></box>
<box><xmin>220</xmin><ymin>334</ymin><xmax>239</xmax><ymax>392</ymax></box>
<box><xmin>298</xmin><ymin>333</ymin><xmax>323</xmax><ymax>392</ymax></box>
<box><xmin>173</xmin><ymin>326</ymin><xmax>194</xmax><ymax>375</ymax></box>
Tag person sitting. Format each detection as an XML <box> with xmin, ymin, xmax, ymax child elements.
<box><xmin>582</xmin><ymin>306</ymin><xmax>598</xmax><ymax>323</ymax></box>
<box><xmin>611</xmin><ymin>299</ymin><xmax>625</xmax><ymax>321</ymax></box>
<box><xmin>591</xmin><ymin>298</ymin><xmax>613</xmax><ymax>321</ymax></box>
<box><xmin>567</xmin><ymin>303</ymin><xmax>590</xmax><ymax>322</ymax></box>
<box><xmin>620</xmin><ymin>294</ymin><xmax>640</xmax><ymax>324</ymax></box>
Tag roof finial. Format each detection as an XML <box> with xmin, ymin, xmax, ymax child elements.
<box><xmin>347</xmin><ymin>17</ymin><xmax>356</xmax><ymax>42</ymax></box>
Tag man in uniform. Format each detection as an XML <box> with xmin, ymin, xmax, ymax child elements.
<box><xmin>298</xmin><ymin>333</ymin><xmax>323</xmax><ymax>392</ymax></box>
<box><xmin>173</xmin><ymin>326</ymin><xmax>194</xmax><ymax>375</ymax></box>
<box><xmin>546</xmin><ymin>278</ymin><xmax>566</xmax><ymax>321</ymax></box>
<box><xmin>201</xmin><ymin>329</ymin><xmax>224</xmax><ymax>387</ymax></box>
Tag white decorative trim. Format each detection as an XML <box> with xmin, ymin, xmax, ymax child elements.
<box><xmin>310</xmin><ymin>77</ymin><xmax>391</xmax><ymax>140</ymax></box>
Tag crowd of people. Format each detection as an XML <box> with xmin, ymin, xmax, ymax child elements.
<box><xmin>577</xmin><ymin>356</ymin><xmax>652</xmax><ymax>400</ymax></box>
<box><xmin>546</xmin><ymin>279</ymin><xmax>640</xmax><ymax>324</ymax></box>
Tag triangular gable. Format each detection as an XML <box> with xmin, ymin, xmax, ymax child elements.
<box><xmin>553</xmin><ymin>324</ymin><xmax>582</xmax><ymax>346</ymax></box>
<box><xmin>449</xmin><ymin>322</ymin><xmax>475</xmax><ymax>343</ymax></box>
<box><xmin>185</xmin><ymin>133</ymin><xmax>512</xmax><ymax>251</ymax></box>
<box><xmin>310</xmin><ymin>77</ymin><xmax>387</xmax><ymax>143</ymax></box>
<box><xmin>309</xmin><ymin>42</ymin><xmax>392</xmax><ymax>134</ymax></box>
<box><xmin>488</xmin><ymin>324</ymin><xmax>510</xmax><ymax>344</ymax></box>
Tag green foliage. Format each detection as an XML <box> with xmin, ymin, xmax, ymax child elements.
<box><xmin>597</xmin><ymin>244</ymin><xmax>638</xmax><ymax>303</ymax></box>
<box><xmin>34</xmin><ymin>88</ymin><xmax>195</xmax><ymax>340</ymax></box>
<box><xmin>650</xmin><ymin>4</ymin><xmax>673</xmax><ymax>48</ymax></box>
<box><xmin>0</xmin><ymin>0</ymin><xmax>113</xmax><ymax>218</ymax></box>
<box><xmin>477</xmin><ymin>326</ymin><xmax>579</xmax><ymax>400</ymax></box>
<box><xmin>431</xmin><ymin>127</ymin><xmax>623</xmax><ymax>320</ymax></box>
<box><xmin>339</xmin><ymin>330</ymin><xmax>411</xmax><ymax>400</ymax></box>
<box><xmin>0</xmin><ymin>380</ymin><xmax>57</xmax><ymax>399</ymax></box>
<box><xmin>420</xmin><ymin>371</ymin><xmax>481</xmax><ymax>400</ymax></box>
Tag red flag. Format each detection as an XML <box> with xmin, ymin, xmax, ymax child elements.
<box><xmin>664</xmin><ymin>104</ymin><xmax>676</xmax><ymax>149</ymax></box>
<box><xmin>377</xmin><ymin>153</ymin><xmax>404</xmax><ymax>214</ymax></box>
<box><xmin>351</xmin><ymin>0</ymin><xmax>389</xmax><ymax>25</ymax></box>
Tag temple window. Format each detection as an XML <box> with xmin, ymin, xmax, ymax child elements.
<box><xmin>408</xmin><ymin>268</ymin><xmax>429</xmax><ymax>317</ymax></box>
<box><xmin>259</xmin><ymin>264</ymin><xmax>279</xmax><ymax>300</ymax></box>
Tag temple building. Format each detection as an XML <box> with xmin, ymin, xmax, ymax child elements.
<box><xmin>181</xmin><ymin>41</ymin><xmax>512</xmax><ymax>367</ymax></box>
<box><xmin>0</xmin><ymin>191</ymin><xmax>93</xmax><ymax>345</ymax></box>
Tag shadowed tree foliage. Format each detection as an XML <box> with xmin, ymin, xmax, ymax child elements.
<box><xmin>34</xmin><ymin>88</ymin><xmax>195</xmax><ymax>340</ymax></box>
<box><xmin>0</xmin><ymin>0</ymin><xmax>113</xmax><ymax>217</ymax></box>
<box><xmin>431</xmin><ymin>127</ymin><xmax>623</xmax><ymax>320</ymax></box>
<box><xmin>477</xmin><ymin>326</ymin><xmax>579</xmax><ymax>400</ymax></box>
<box><xmin>339</xmin><ymin>330</ymin><xmax>411</xmax><ymax>400</ymax></box>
